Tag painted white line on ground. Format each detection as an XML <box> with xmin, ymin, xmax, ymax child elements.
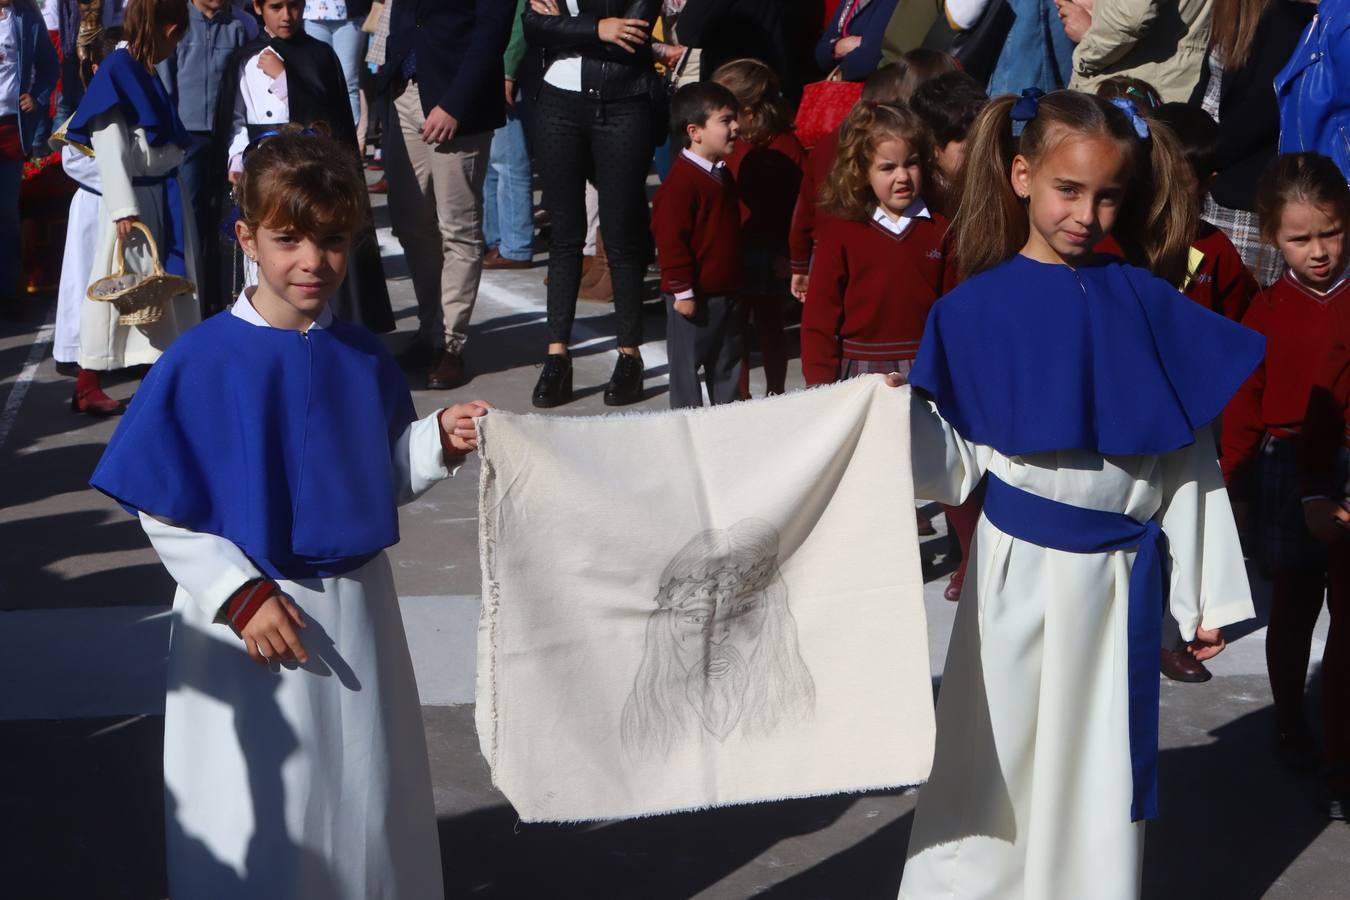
<box><xmin>0</xmin><ymin>305</ymin><xmax>57</xmax><ymax>451</ymax></box>
<box><xmin>0</xmin><ymin>595</ymin><xmax>483</xmax><ymax>720</ymax></box>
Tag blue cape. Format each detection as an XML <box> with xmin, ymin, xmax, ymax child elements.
<box><xmin>65</xmin><ymin>48</ymin><xmax>190</xmax><ymax>151</ymax></box>
<box><xmin>910</xmin><ymin>255</ymin><xmax>1265</xmax><ymax>457</ymax></box>
<box><xmin>91</xmin><ymin>312</ymin><xmax>418</xmax><ymax>581</ymax></box>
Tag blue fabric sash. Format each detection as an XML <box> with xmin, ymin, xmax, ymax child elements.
<box><xmin>982</xmin><ymin>473</ymin><xmax>1167</xmax><ymax>822</ymax></box>
<box><xmin>130</xmin><ymin>169</ymin><xmax>186</xmax><ymax>278</ymax></box>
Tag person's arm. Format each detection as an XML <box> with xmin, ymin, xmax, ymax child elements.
<box><xmin>835</xmin><ymin>0</ymin><xmax>893</xmax><ymax>81</ymax></box>
<box><xmin>1073</xmin><ymin>0</ymin><xmax>1158</xmax><ymax>76</ymax></box>
<box><xmin>504</xmin><ymin>0</ymin><xmax>530</xmax><ymax>79</ymax></box>
<box><xmin>138</xmin><ymin>512</ymin><xmax>264</xmax><ymax>622</ymax></box>
<box><xmin>1298</xmin><ymin>340</ymin><xmax>1350</xmax><ymax>505</ymax></box>
<box><xmin>523</xmin><ymin>5</ymin><xmax>603</xmax><ymax>51</ymax></box>
<box><xmin>1159</xmin><ymin>429</ymin><xmax>1257</xmax><ymax>644</ymax></box>
<box><xmin>226</xmin><ymin>62</ymin><xmax>252</xmax><ymax>177</ymax></box>
<box><xmin>799</xmin><ymin>225</ymin><xmax>847</xmax><ymax>385</ymax></box>
<box><xmin>434</xmin><ymin>0</ymin><xmax>515</xmax><ymax>125</ymax></box>
<box><xmin>651</xmin><ymin>181</ymin><xmax>699</xmax><ymax>302</ymax></box>
<box><xmin>814</xmin><ymin>6</ymin><xmax>842</xmax><ymax>72</ymax></box>
<box><xmin>30</xmin><ymin>14</ymin><xmax>61</xmax><ymax>112</ymax></box>
<box><xmin>1213</xmin><ymin>238</ymin><xmax>1259</xmax><ymax>322</ymax></box>
<box><xmin>88</xmin><ymin>109</ymin><xmax>139</xmax><ymax>223</ymax></box>
<box><xmin>1218</xmin><ymin>300</ymin><xmax>1269</xmax><ymax>495</ymax></box>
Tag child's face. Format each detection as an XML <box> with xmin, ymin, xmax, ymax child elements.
<box><xmin>236</xmin><ymin>220</ymin><xmax>351</xmax><ymax>328</ymax></box>
<box><xmin>1273</xmin><ymin>199</ymin><xmax>1346</xmax><ymax>291</ymax></box>
<box><xmin>933</xmin><ymin>138</ymin><xmax>967</xmax><ymax>183</ymax></box>
<box><xmin>868</xmin><ymin>137</ymin><xmax>923</xmax><ymax>217</ymax></box>
<box><xmin>256</xmin><ymin>0</ymin><xmax>304</xmax><ymax>38</ymax></box>
<box><xmin>688</xmin><ymin>106</ymin><xmax>739</xmax><ymax>160</ymax></box>
<box><xmin>1013</xmin><ymin>133</ymin><xmax>1128</xmax><ymax>266</ymax></box>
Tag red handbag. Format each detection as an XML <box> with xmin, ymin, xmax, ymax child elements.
<box><xmin>794</xmin><ymin>68</ymin><xmax>864</xmax><ymax>150</ymax></box>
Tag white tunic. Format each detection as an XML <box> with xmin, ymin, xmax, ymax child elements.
<box><xmin>898</xmin><ymin>393</ymin><xmax>1254</xmax><ymax>900</ymax></box>
<box><xmin>54</xmin><ymin>145</ymin><xmax>101</xmax><ymax>365</ymax></box>
<box><xmin>143</xmin><ymin>296</ymin><xmax>450</xmax><ymax>899</ymax></box>
<box><xmin>81</xmin><ymin>108</ymin><xmax>200</xmax><ymax>370</ymax></box>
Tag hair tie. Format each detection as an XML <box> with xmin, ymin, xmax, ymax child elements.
<box><xmin>1010</xmin><ymin>88</ymin><xmax>1044</xmax><ymax>137</ymax></box>
<box><xmin>1108</xmin><ymin>97</ymin><xmax>1151</xmax><ymax>141</ymax></box>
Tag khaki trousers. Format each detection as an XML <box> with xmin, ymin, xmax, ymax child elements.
<box><xmin>384</xmin><ymin>81</ymin><xmax>492</xmax><ymax>351</ymax></box>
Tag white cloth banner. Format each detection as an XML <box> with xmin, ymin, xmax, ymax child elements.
<box><xmin>475</xmin><ymin>377</ymin><xmax>934</xmax><ymax>822</ymax></box>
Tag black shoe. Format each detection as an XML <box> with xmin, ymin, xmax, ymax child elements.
<box><xmin>396</xmin><ymin>336</ymin><xmax>437</xmax><ymax>372</ymax></box>
<box><xmin>532</xmin><ymin>354</ymin><xmax>573</xmax><ymax>408</ymax></box>
<box><xmin>603</xmin><ymin>352</ymin><xmax>643</xmax><ymax>406</ymax></box>
<box><xmin>1275</xmin><ymin>728</ymin><xmax>1320</xmax><ymax>775</ymax></box>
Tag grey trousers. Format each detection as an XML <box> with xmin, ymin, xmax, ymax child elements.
<box><xmin>665</xmin><ymin>294</ymin><xmax>743</xmax><ymax>409</ymax></box>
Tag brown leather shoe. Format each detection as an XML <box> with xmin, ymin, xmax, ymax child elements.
<box><xmin>426</xmin><ymin>351</ymin><xmax>468</xmax><ymax>390</ymax></box>
<box><xmin>1160</xmin><ymin>648</ymin><xmax>1212</xmax><ymax>683</ymax></box>
<box><xmin>482</xmin><ymin>247</ymin><xmax>533</xmax><ymax>270</ymax></box>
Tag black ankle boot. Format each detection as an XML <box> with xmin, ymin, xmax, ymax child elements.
<box><xmin>532</xmin><ymin>353</ymin><xmax>573</xmax><ymax>408</ymax></box>
<box><xmin>604</xmin><ymin>352</ymin><xmax>644</xmax><ymax>406</ymax></box>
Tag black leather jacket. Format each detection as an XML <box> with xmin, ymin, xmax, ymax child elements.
<box><xmin>523</xmin><ymin>0</ymin><xmax>662</xmax><ymax>102</ymax></box>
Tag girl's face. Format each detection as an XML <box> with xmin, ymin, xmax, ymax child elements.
<box><xmin>256</xmin><ymin>0</ymin><xmax>304</xmax><ymax>38</ymax></box>
<box><xmin>1273</xmin><ymin>199</ymin><xmax>1346</xmax><ymax>291</ymax></box>
<box><xmin>236</xmin><ymin>220</ymin><xmax>351</xmax><ymax>329</ymax></box>
<box><xmin>1013</xmin><ymin>133</ymin><xmax>1128</xmax><ymax>267</ymax></box>
<box><xmin>868</xmin><ymin>137</ymin><xmax>923</xmax><ymax>218</ymax></box>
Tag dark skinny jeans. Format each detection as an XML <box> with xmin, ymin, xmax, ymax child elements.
<box><xmin>535</xmin><ymin>83</ymin><xmax>653</xmax><ymax>348</ymax></box>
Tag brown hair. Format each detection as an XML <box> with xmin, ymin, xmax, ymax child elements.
<box><xmin>818</xmin><ymin>102</ymin><xmax>931</xmax><ymax>222</ymax></box>
<box><xmin>1094</xmin><ymin>76</ymin><xmax>1162</xmax><ymax>112</ymax></box>
<box><xmin>236</xmin><ymin>126</ymin><xmax>370</xmax><ymax>237</ymax></box>
<box><xmin>1210</xmin><ymin>0</ymin><xmax>1272</xmax><ymax>70</ymax></box>
<box><xmin>860</xmin><ymin>49</ymin><xmax>960</xmax><ymax>105</ymax></box>
<box><xmin>710</xmin><ymin>58</ymin><xmax>793</xmax><ymax>146</ymax></box>
<box><xmin>123</xmin><ymin>0</ymin><xmax>189</xmax><ymax>69</ymax></box>
<box><xmin>952</xmin><ymin>90</ymin><xmax>1195</xmax><ymax>283</ymax></box>
<box><xmin>1255</xmin><ymin>152</ymin><xmax>1350</xmax><ymax>243</ymax></box>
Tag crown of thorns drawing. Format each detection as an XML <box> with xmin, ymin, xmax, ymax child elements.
<box><xmin>654</xmin><ymin>556</ymin><xmax>778</xmax><ymax>609</ymax></box>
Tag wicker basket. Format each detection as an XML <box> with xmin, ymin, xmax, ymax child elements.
<box><xmin>87</xmin><ymin>221</ymin><xmax>195</xmax><ymax>326</ymax></box>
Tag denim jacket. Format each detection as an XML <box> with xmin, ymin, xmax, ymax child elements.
<box><xmin>5</xmin><ymin>1</ymin><xmax>59</xmax><ymax>156</ymax></box>
<box><xmin>1276</xmin><ymin>0</ymin><xmax>1350</xmax><ymax>181</ymax></box>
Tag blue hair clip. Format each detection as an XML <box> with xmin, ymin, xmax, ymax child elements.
<box><xmin>1010</xmin><ymin>88</ymin><xmax>1045</xmax><ymax>137</ymax></box>
<box><xmin>1108</xmin><ymin>97</ymin><xmax>1151</xmax><ymax>140</ymax></box>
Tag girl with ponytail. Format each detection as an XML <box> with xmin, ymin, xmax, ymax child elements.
<box><xmin>895</xmin><ymin>88</ymin><xmax>1266</xmax><ymax>898</ymax></box>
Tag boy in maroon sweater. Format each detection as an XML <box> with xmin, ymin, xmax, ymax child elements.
<box><xmin>651</xmin><ymin>82</ymin><xmax>745</xmax><ymax>409</ymax></box>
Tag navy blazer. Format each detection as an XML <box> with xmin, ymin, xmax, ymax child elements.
<box><xmin>6</xmin><ymin>1</ymin><xmax>60</xmax><ymax>156</ymax></box>
<box><xmin>382</xmin><ymin>0</ymin><xmax>515</xmax><ymax>137</ymax></box>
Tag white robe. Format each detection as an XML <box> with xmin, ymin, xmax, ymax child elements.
<box><xmin>141</xmin><ymin>301</ymin><xmax>450</xmax><ymax>898</ymax></box>
<box><xmin>54</xmin><ymin>145</ymin><xmax>100</xmax><ymax>365</ymax></box>
<box><xmin>898</xmin><ymin>393</ymin><xmax>1254</xmax><ymax>900</ymax></box>
<box><xmin>81</xmin><ymin>108</ymin><xmax>200</xmax><ymax>370</ymax></box>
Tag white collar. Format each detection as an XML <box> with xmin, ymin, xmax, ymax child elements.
<box><xmin>681</xmin><ymin>148</ymin><xmax>727</xmax><ymax>176</ymax></box>
<box><xmin>231</xmin><ymin>288</ymin><xmax>333</xmax><ymax>331</ymax></box>
<box><xmin>871</xmin><ymin>200</ymin><xmax>931</xmax><ymax>236</ymax></box>
<box><xmin>1287</xmin><ymin>267</ymin><xmax>1350</xmax><ymax>298</ymax></box>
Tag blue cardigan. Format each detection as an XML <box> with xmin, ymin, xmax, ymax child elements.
<box><xmin>814</xmin><ymin>0</ymin><xmax>899</xmax><ymax>83</ymax></box>
<box><xmin>5</xmin><ymin>1</ymin><xmax>59</xmax><ymax>157</ymax></box>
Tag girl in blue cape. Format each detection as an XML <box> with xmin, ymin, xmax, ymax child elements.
<box><xmin>63</xmin><ymin>0</ymin><xmax>198</xmax><ymax>414</ymax></box>
<box><xmin>91</xmin><ymin>129</ymin><xmax>490</xmax><ymax>900</ymax></box>
<box><xmin>894</xmin><ymin>90</ymin><xmax>1264</xmax><ymax>899</ymax></box>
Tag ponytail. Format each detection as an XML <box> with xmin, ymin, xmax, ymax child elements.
<box><xmin>1113</xmin><ymin>118</ymin><xmax>1196</xmax><ymax>287</ymax></box>
<box><xmin>950</xmin><ymin>95</ymin><xmax>1026</xmax><ymax>278</ymax></box>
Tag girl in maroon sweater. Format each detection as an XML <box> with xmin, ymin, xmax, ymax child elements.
<box><xmin>1221</xmin><ymin>153</ymin><xmax>1350</xmax><ymax>801</ymax></box>
<box><xmin>711</xmin><ymin>58</ymin><xmax>807</xmax><ymax>399</ymax></box>
<box><xmin>803</xmin><ymin>100</ymin><xmax>958</xmax><ymax>541</ymax></box>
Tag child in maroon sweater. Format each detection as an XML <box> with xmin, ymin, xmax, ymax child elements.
<box><xmin>712</xmin><ymin>59</ymin><xmax>807</xmax><ymax>399</ymax></box>
<box><xmin>1222</xmin><ymin>154</ymin><xmax>1350</xmax><ymax>804</ymax></box>
<box><xmin>801</xmin><ymin>101</ymin><xmax>957</xmax><ymax>386</ymax></box>
<box><xmin>651</xmin><ymin>82</ymin><xmax>744</xmax><ymax>409</ymax></box>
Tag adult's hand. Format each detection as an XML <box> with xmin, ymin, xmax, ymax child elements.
<box><xmin>504</xmin><ymin>78</ymin><xmax>516</xmax><ymax>110</ymax></box>
<box><xmin>832</xmin><ymin>35</ymin><xmax>862</xmax><ymax>59</ymax></box>
<box><xmin>530</xmin><ymin>0</ymin><xmax>561</xmax><ymax>14</ymax></box>
<box><xmin>598</xmin><ymin>17</ymin><xmax>649</xmax><ymax>54</ymax></box>
<box><xmin>115</xmin><ymin>216</ymin><xmax>141</xmax><ymax>243</ymax></box>
<box><xmin>1055</xmin><ymin>0</ymin><xmax>1092</xmax><ymax>43</ymax></box>
<box><xmin>421</xmin><ymin>105</ymin><xmax>458</xmax><ymax>144</ymax></box>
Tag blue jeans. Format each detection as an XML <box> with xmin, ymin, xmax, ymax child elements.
<box><xmin>0</xmin><ymin>158</ymin><xmax>21</xmax><ymax>298</ymax></box>
<box><xmin>303</xmin><ymin>18</ymin><xmax>362</xmax><ymax>127</ymax></box>
<box><xmin>482</xmin><ymin>106</ymin><xmax>534</xmax><ymax>262</ymax></box>
<box><xmin>55</xmin><ymin>49</ymin><xmax>84</xmax><ymax>125</ymax></box>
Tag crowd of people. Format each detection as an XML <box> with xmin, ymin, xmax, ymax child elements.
<box><xmin>3</xmin><ymin>0</ymin><xmax>1350</xmax><ymax>897</ymax></box>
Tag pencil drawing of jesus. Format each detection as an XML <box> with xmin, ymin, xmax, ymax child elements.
<box><xmin>621</xmin><ymin>519</ymin><xmax>816</xmax><ymax>759</ymax></box>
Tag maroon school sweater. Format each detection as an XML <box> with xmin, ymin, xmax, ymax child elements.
<box><xmin>651</xmin><ymin>153</ymin><xmax>743</xmax><ymax>297</ymax></box>
<box><xmin>789</xmin><ymin>129</ymin><xmax>839</xmax><ymax>274</ymax></box>
<box><xmin>801</xmin><ymin>210</ymin><xmax>958</xmax><ymax>385</ymax></box>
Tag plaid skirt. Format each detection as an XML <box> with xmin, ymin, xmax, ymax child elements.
<box><xmin>841</xmin><ymin>358</ymin><xmax>914</xmax><ymax>380</ymax></box>
<box><xmin>1203</xmin><ymin>197</ymin><xmax>1287</xmax><ymax>288</ymax></box>
<box><xmin>1254</xmin><ymin>435</ymin><xmax>1336</xmax><ymax>572</ymax></box>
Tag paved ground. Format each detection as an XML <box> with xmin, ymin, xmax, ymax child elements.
<box><xmin>1</xmin><ymin>189</ymin><xmax>1347</xmax><ymax>899</ymax></box>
